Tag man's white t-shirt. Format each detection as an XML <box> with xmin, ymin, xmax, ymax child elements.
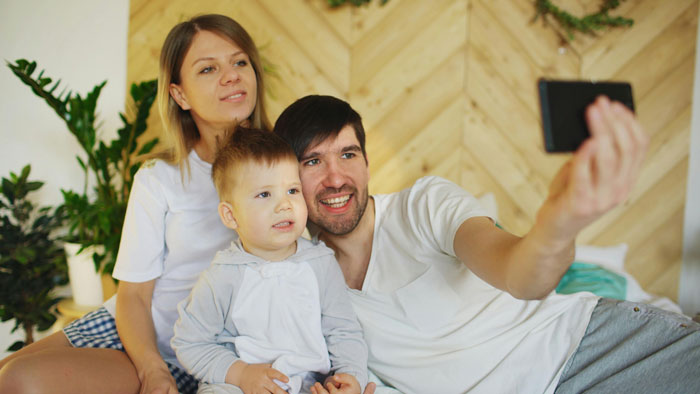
<box><xmin>348</xmin><ymin>176</ymin><xmax>599</xmax><ymax>394</ymax></box>
<box><xmin>103</xmin><ymin>150</ymin><xmax>235</xmax><ymax>369</ymax></box>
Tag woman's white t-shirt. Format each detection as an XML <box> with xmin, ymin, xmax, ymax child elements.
<box><xmin>103</xmin><ymin>150</ymin><xmax>235</xmax><ymax>369</ymax></box>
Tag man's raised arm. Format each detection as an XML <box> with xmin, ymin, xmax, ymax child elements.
<box><xmin>453</xmin><ymin>96</ymin><xmax>648</xmax><ymax>300</ymax></box>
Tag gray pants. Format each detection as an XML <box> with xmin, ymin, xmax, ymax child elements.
<box><xmin>555</xmin><ymin>298</ymin><xmax>700</xmax><ymax>394</ymax></box>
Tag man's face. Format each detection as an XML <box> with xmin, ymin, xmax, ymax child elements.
<box><xmin>298</xmin><ymin>125</ymin><xmax>369</xmax><ymax>236</ymax></box>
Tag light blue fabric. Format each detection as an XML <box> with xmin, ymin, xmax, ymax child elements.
<box><xmin>556</xmin><ymin>262</ymin><xmax>627</xmax><ymax>300</ymax></box>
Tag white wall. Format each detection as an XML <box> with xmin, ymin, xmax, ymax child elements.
<box><xmin>680</xmin><ymin>5</ymin><xmax>700</xmax><ymax>317</ymax></box>
<box><xmin>0</xmin><ymin>0</ymin><xmax>129</xmax><ymax>359</ymax></box>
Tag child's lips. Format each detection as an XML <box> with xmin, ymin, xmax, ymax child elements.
<box><xmin>272</xmin><ymin>220</ymin><xmax>294</xmax><ymax>230</ymax></box>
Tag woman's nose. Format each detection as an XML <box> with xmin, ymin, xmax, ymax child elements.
<box><xmin>220</xmin><ymin>65</ymin><xmax>240</xmax><ymax>85</ymax></box>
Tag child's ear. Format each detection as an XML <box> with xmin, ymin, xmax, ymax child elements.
<box><xmin>218</xmin><ymin>201</ymin><xmax>238</xmax><ymax>230</ymax></box>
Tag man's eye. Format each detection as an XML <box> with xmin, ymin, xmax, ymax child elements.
<box><xmin>256</xmin><ymin>191</ymin><xmax>270</xmax><ymax>198</ymax></box>
<box><xmin>341</xmin><ymin>152</ymin><xmax>355</xmax><ymax>159</ymax></box>
<box><xmin>304</xmin><ymin>158</ymin><xmax>319</xmax><ymax>166</ymax></box>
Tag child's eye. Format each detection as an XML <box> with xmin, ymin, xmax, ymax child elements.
<box><xmin>256</xmin><ymin>191</ymin><xmax>270</xmax><ymax>198</ymax></box>
<box><xmin>288</xmin><ymin>188</ymin><xmax>300</xmax><ymax>195</ymax></box>
<box><xmin>304</xmin><ymin>158</ymin><xmax>319</xmax><ymax>167</ymax></box>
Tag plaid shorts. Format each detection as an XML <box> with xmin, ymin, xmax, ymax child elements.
<box><xmin>63</xmin><ymin>307</ymin><xmax>199</xmax><ymax>394</ymax></box>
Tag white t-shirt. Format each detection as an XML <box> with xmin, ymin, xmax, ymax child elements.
<box><xmin>348</xmin><ymin>176</ymin><xmax>599</xmax><ymax>394</ymax></box>
<box><xmin>103</xmin><ymin>150</ymin><xmax>235</xmax><ymax>368</ymax></box>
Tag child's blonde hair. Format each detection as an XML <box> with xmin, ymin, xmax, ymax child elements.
<box><xmin>211</xmin><ymin>127</ymin><xmax>298</xmax><ymax>200</ymax></box>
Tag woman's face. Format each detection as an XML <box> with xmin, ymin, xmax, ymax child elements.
<box><xmin>169</xmin><ymin>30</ymin><xmax>258</xmax><ymax>134</ymax></box>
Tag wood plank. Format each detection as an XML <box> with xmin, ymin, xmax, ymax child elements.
<box><xmin>350</xmin><ymin>0</ymin><xmax>467</xmax><ymax>128</ymax></box>
<box><xmin>366</xmin><ymin>52</ymin><xmax>464</xmax><ymax>170</ymax></box>
<box><xmin>370</xmin><ymin>97</ymin><xmax>463</xmax><ymax>194</ymax></box>
<box><xmin>582</xmin><ymin>0</ymin><xmax>696</xmax><ymax>77</ymax></box>
<box><xmin>613</xmin><ymin>2</ymin><xmax>698</xmax><ymax>100</ymax></box>
<box><xmin>467</xmin><ymin>45</ymin><xmax>567</xmax><ymax>183</ymax></box>
<box><xmin>351</xmin><ymin>0</ymin><xmax>453</xmax><ymax>89</ymax></box>
<box><xmin>349</xmin><ymin>0</ymin><xmax>403</xmax><ymax>45</ymax></box>
<box><xmin>257</xmin><ymin>0</ymin><xmax>350</xmax><ymax>95</ymax></box>
<box><xmin>463</xmin><ymin>100</ymin><xmax>549</xmax><ymax>220</ymax></box>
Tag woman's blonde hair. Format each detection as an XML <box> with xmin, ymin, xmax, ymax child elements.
<box><xmin>155</xmin><ymin>14</ymin><xmax>271</xmax><ymax>173</ymax></box>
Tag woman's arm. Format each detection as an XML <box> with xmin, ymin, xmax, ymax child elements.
<box><xmin>116</xmin><ymin>280</ymin><xmax>178</xmax><ymax>394</ymax></box>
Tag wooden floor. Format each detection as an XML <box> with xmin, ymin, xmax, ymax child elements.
<box><xmin>127</xmin><ymin>0</ymin><xmax>697</xmax><ymax>302</ymax></box>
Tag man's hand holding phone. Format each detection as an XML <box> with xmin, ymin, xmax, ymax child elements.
<box><xmin>538</xmin><ymin>94</ymin><xmax>649</xmax><ymax>241</ymax></box>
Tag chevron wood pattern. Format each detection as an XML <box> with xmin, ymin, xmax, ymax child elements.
<box><xmin>128</xmin><ymin>0</ymin><xmax>697</xmax><ymax>302</ymax></box>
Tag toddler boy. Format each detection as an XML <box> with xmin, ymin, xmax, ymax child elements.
<box><xmin>171</xmin><ymin>128</ymin><xmax>368</xmax><ymax>394</ymax></box>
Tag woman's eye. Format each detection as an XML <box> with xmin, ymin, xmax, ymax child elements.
<box><xmin>200</xmin><ymin>66</ymin><xmax>214</xmax><ymax>74</ymax></box>
<box><xmin>256</xmin><ymin>191</ymin><xmax>270</xmax><ymax>198</ymax></box>
<box><xmin>235</xmin><ymin>59</ymin><xmax>248</xmax><ymax>67</ymax></box>
<box><xmin>304</xmin><ymin>158</ymin><xmax>319</xmax><ymax>167</ymax></box>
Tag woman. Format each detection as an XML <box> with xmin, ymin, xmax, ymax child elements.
<box><xmin>0</xmin><ymin>14</ymin><xmax>269</xmax><ymax>394</ymax></box>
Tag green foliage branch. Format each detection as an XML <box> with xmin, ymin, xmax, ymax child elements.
<box><xmin>6</xmin><ymin>59</ymin><xmax>159</xmax><ymax>276</ymax></box>
<box><xmin>0</xmin><ymin>165</ymin><xmax>68</xmax><ymax>351</ymax></box>
<box><xmin>534</xmin><ymin>0</ymin><xmax>634</xmax><ymax>40</ymax></box>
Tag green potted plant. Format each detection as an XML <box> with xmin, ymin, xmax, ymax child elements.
<box><xmin>0</xmin><ymin>165</ymin><xmax>68</xmax><ymax>351</ymax></box>
<box><xmin>7</xmin><ymin>59</ymin><xmax>158</xmax><ymax>306</ymax></box>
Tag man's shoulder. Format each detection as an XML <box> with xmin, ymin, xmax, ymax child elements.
<box><xmin>374</xmin><ymin>175</ymin><xmax>462</xmax><ymax>207</ymax></box>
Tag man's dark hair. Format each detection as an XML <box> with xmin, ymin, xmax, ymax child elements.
<box><xmin>273</xmin><ymin>95</ymin><xmax>366</xmax><ymax>161</ymax></box>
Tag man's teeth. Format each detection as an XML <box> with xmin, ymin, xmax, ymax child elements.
<box><xmin>274</xmin><ymin>221</ymin><xmax>291</xmax><ymax>228</ymax></box>
<box><xmin>321</xmin><ymin>195</ymin><xmax>350</xmax><ymax>208</ymax></box>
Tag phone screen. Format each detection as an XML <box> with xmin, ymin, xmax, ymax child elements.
<box><xmin>538</xmin><ymin>79</ymin><xmax>635</xmax><ymax>152</ymax></box>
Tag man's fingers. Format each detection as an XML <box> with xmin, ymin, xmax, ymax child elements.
<box><xmin>586</xmin><ymin>96</ymin><xmax>617</xmax><ymax>190</ymax></box>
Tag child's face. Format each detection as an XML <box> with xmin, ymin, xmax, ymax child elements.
<box><xmin>222</xmin><ymin>158</ymin><xmax>307</xmax><ymax>261</ymax></box>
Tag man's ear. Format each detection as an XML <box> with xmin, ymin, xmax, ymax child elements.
<box><xmin>169</xmin><ymin>83</ymin><xmax>191</xmax><ymax>110</ymax></box>
<box><xmin>218</xmin><ymin>201</ymin><xmax>238</xmax><ymax>230</ymax></box>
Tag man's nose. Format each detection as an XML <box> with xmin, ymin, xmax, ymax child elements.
<box><xmin>321</xmin><ymin>160</ymin><xmax>346</xmax><ymax>189</ymax></box>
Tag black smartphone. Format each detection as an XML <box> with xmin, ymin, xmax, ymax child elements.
<box><xmin>538</xmin><ymin>79</ymin><xmax>635</xmax><ymax>152</ymax></box>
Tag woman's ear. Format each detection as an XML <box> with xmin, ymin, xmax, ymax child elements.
<box><xmin>169</xmin><ymin>83</ymin><xmax>191</xmax><ymax>110</ymax></box>
<box><xmin>218</xmin><ymin>201</ymin><xmax>238</xmax><ymax>230</ymax></box>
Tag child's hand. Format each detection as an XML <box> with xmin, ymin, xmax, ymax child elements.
<box><xmin>311</xmin><ymin>373</ymin><xmax>361</xmax><ymax>394</ymax></box>
<box><xmin>239</xmin><ymin>363</ymin><xmax>289</xmax><ymax>394</ymax></box>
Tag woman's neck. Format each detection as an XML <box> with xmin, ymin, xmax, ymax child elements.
<box><xmin>193</xmin><ymin>127</ymin><xmax>226</xmax><ymax>164</ymax></box>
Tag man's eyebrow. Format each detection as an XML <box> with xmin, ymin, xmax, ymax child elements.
<box><xmin>300</xmin><ymin>144</ymin><xmax>361</xmax><ymax>161</ymax></box>
<box><xmin>341</xmin><ymin>145</ymin><xmax>362</xmax><ymax>153</ymax></box>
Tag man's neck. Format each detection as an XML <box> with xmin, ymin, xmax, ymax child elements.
<box><xmin>319</xmin><ymin>197</ymin><xmax>375</xmax><ymax>290</ymax></box>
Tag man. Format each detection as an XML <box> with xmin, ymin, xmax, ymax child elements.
<box><xmin>274</xmin><ymin>95</ymin><xmax>700</xmax><ymax>394</ymax></box>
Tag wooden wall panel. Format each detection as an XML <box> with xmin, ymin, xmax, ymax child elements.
<box><xmin>128</xmin><ymin>0</ymin><xmax>697</xmax><ymax>302</ymax></box>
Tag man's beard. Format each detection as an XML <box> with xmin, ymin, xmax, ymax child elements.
<box><xmin>312</xmin><ymin>185</ymin><xmax>368</xmax><ymax>236</ymax></box>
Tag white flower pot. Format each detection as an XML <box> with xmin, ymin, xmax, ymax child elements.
<box><xmin>64</xmin><ymin>242</ymin><xmax>105</xmax><ymax>307</ymax></box>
